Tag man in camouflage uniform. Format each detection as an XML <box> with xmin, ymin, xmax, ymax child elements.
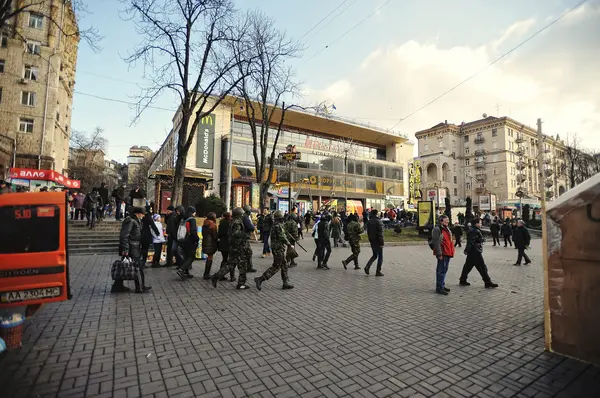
<box><xmin>254</xmin><ymin>211</ymin><xmax>294</xmax><ymax>290</ymax></box>
<box><xmin>242</xmin><ymin>205</ymin><xmax>258</xmax><ymax>273</ymax></box>
<box><xmin>284</xmin><ymin>213</ymin><xmax>300</xmax><ymax>267</ymax></box>
<box><xmin>211</xmin><ymin>207</ymin><xmax>250</xmax><ymax>289</ymax></box>
<box><xmin>341</xmin><ymin>213</ymin><xmax>362</xmax><ymax>270</ymax></box>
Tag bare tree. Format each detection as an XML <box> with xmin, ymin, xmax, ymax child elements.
<box><xmin>231</xmin><ymin>11</ymin><xmax>324</xmax><ymax>210</ymax></box>
<box><xmin>565</xmin><ymin>134</ymin><xmax>584</xmax><ymax>188</ymax></box>
<box><xmin>123</xmin><ymin>0</ymin><xmax>248</xmax><ymax>205</ymax></box>
<box><xmin>128</xmin><ymin>154</ymin><xmax>154</xmax><ymax>189</ymax></box>
<box><xmin>68</xmin><ymin>127</ymin><xmax>107</xmax><ymax>190</ymax></box>
<box><xmin>1</xmin><ymin>0</ymin><xmax>102</xmax><ymax>52</ymax></box>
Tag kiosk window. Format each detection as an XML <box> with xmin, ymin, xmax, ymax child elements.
<box><xmin>0</xmin><ymin>205</ymin><xmax>60</xmax><ymax>253</ymax></box>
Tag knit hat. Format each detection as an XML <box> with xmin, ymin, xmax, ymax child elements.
<box><xmin>132</xmin><ymin>206</ymin><xmax>145</xmax><ymax>214</ymax></box>
<box><xmin>167</xmin><ymin>205</ymin><xmax>175</xmax><ymax>211</ymax></box>
<box><xmin>153</xmin><ymin>214</ymin><xmax>161</xmax><ymax>221</ymax></box>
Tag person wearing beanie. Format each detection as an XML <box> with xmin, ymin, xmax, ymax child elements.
<box><xmin>116</xmin><ymin>206</ymin><xmax>152</xmax><ymax>293</ymax></box>
<box><xmin>151</xmin><ymin>214</ymin><xmax>166</xmax><ymax>266</ymax></box>
<box><xmin>177</xmin><ymin>207</ymin><xmax>199</xmax><ymax>279</ymax></box>
<box><xmin>164</xmin><ymin>205</ymin><xmax>177</xmax><ymax>266</ymax></box>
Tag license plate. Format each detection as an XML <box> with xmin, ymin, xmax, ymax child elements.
<box><xmin>0</xmin><ymin>287</ymin><xmax>61</xmax><ymax>304</ymax></box>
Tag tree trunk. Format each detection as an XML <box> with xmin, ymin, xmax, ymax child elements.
<box><xmin>172</xmin><ymin>152</ymin><xmax>187</xmax><ymax>206</ymax></box>
<box><xmin>259</xmin><ymin>182</ymin><xmax>270</xmax><ymax>212</ymax></box>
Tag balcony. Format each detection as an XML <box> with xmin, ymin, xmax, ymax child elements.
<box><xmin>475</xmin><ymin>187</ymin><xmax>486</xmax><ymax>194</ymax></box>
<box><xmin>546</xmin><ymin>190</ymin><xmax>554</xmax><ymax>200</ymax></box>
<box><xmin>515</xmin><ymin>135</ymin><xmax>525</xmax><ymax>144</ymax></box>
<box><xmin>474</xmin><ymin>136</ymin><xmax>485</xmax><ymax>145</ymax></box>
<box><xmin>476</xmin><ymin>173</ymin><xmax>487</xmax><ymax>182</ymax></box>
<box><xmin>544</xmin><ymin>158</ymin><xmax>552</xmax><ymax>165</ymax></box>
<box><xmin>474</xmin><ymin>149</ymin><xmax>486</xmax><ymax>157</ymax></box>
<box><xmin>516</xmin><ymin>148</ymin><xmax>525</xmax><ymax>156</ymax></box>
<box><xmin>516</xmin><ymin>189</ymin><xmax>526</xmax><ymax>198</ymax></box>
<box><xmin>544</xmin><ymin>148</ymin><xmax>551</xmax><ymax>154</ymax></box>
<box><xmin>516</xmin><ymin>161</ymin><xmax>527</xmax><ymax>170</ymax></box>
<box><xmin>516</xmin><ymin>173</ymin><xmax>527</xmax><ymax>183</ymax></box>
<box><xmin>545</xmin><ymin>178</ymin><xmax>554</xmax><ymax>188</ymax></box>
<box><xmin>544</xmin><ymin>168</ymin><xmax>553</xmax><ymax>177</ymax></box>
<box><xmin>475</xmin><ymin>161</ymin><xmax>486</xmax><ymax>169</ymax></box>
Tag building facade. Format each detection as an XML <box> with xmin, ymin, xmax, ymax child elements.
<box><xmin>0</xmin><ymin>0</ymin><xmax>79</xmax><ymax>176</ymax></box>
<box><xmin>127</xmin><ymin>145</ymin><xmax>153</xmax><ymax>184</ymax></box>
<box><xmin>414</xmin><ymin>116</ymin><xmax>569</xmax><ymax>209</ymax></box>
<box><xmin>149</xmin><ymin>96</ymin><xmax>414</xmax><ymax>213</ymax></box>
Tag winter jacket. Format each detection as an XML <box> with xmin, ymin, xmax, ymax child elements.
<box><xmin>165</xmin><ymin>211</ymin><xmax>178</xmax><ymax>236</ymax></box>
<box><xmin>84</xmin><ymin>191</ymin><xmax>103</xmax><ymax>211</ymax></box>
<box><xmin>452</xmin><ymin>225</ymin><xmax>463</xmax><ymax>238</ymax></box>
<box><xmin>262</xmin><ymin>214</ymin><xmax>273</xmax><ymax>233</ymax></box>
<box><xmin>98</xmin><ymin>186</ymin><xmax>109</xmax><ymax>207</ymax></box>
<box><xmin>218</xmin><ymin>218</ymin><xmax>231</xmax><ymax>252</ymax></box>
<box><xmin>490</xmin><ymin>223</ymin><xmax>500</xmax><ymax>236</ymax></box>
<box><xmin>73</xmin><ymin>193</ymin><xmax>85</xmax><ymax>209</ymax></box>
<box><xmin>501</xmin><ymin>223</ymin><xmax>513</xmax><ymax>236</ymax></box>
<box><xmin>201</xmin><ymin>219</ymin><xmax>218</xmax><ymax>255</ymax></box>
<box><xmin>430</xmin><ymin>224</ymin><xmax>455</xmax><ymax>258</ymax></box>
<box><xmin>140</xmin><ymin>213</ymin><xmax>159</xmax><ymax>245</ymax></box>
<box><xmin>367</xmin><ymin>216</ymin><xmax>384</xmax><ymax>247</ymax></box>
<box><xmin>331</xmin><ymin>218</ymin><xmax>342</xmax><ymax>240</ymax></box>
<box><xmin>152</xmin><ymin>221</ymin><xmax>166</xmax><ymax>244</ymax></box>
<box><xmin>465</xmin><ymin>226</ymin><xmax>484</xmax><ymax>254</ymax></box>
<box><xmin>119</xmin><ymin>215</ymin><xmax>142</xmax><ymax>258</ymax></box>
<box><xmin>317</xmin><ymin>219</ymin><xmax>330</xmax><ymax>242</ymax></box>
<box><xmin>512</xmin><ymin>226</ymin><xmax>531</xmax><ymax>249</ymax></box>
<box><xmin>112</xmin><ymin>186</ymin><xmax>125</xmax><ymax>202</ymax></box>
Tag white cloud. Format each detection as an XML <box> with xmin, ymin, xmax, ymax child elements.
<box><xmin>305</xmin><ymin>2</ymin><xmax>600</xmax><ymax>152</ymax></box>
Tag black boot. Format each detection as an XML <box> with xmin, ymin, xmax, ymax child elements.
<box><xmin>247</xmin><ymin>257</ymin><xmax>257</xmax><ymax>273</ymax></box>
<box><xmin>375</xmin><ymin>265</ymin><xmax>384</xmax><ymax>277</ymax></box>
<box><xmin>459</xmin><ymin>280</ymin><xmax>471</xmax><ymax>286</ymax></box>
<box><xmin>211</xmin><ymin>274</ymin><xmax>219</xmax><ymax>288</ymax></box>
<box><xmin>203</xmin><ymin>260</ymin><xmax>213</xmax><ymax>280</ymax></box>
<box><xmin>282</xmin><ymin>279</ymin><xmax>294</xmax><ymax>290</ymax></box>
<box><xmin>254</xmin><ymin>276</ymin><xmax>265</xmax><ymax>291</ymax></box>
<box><xmin>364</xmin><ymin>259</ymin><xmax>374</xmax><ymax>275</ymax></box>
<box><xmin>354</xmin><ymin>261</ymin><xmax>361</xmax><ymax>270</ymax></box>
<box><xmin>485</xmin><ymin>282</ymin><xmax>499</xmax><ymax>288</ymax></box>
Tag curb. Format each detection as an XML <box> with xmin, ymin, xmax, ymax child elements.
<box><xmin>249</xmin><ymin>240</ymin><xmax>428</xmax><ymax>247</ymax></box>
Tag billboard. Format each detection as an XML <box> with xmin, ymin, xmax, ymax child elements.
<box><xmin>479</xmin><ymin>195</ymin><xmax>491</xmax><ymax>211</ymax></box>
<box><xmin>418</xmin><ymin>200</ymin><xmax>435</xmax><ymax>228</ymax></box>
<box><xmin>196</xmin><ymin>114</ymin><xmax>215</xmax><ymax>169</ymax></box>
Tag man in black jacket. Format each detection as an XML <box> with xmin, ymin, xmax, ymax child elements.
<box><xmin>164</xmin><ymin>205</ymin><xmax>177</xmax><ymax>266</ymax></box>
<box><xmin>118</xmin><ymin>206</ymin><xmax>151</xmax><ymax>293</ymax></box>
<box><xmin>512</xmin><ymin>220</ymin><xmax>532</xmax><ymax>265</ymax></box>
<box><xmin>317</xmin><ymin>212</ymin><xmax>332</xmax><ymax>269</ymax></box>
<box><xmin>459</xmin><ymin>219</ymin><xmax>498</xmax><ymax>288</ymax></box>
<box><xmin>490</xmin><ymin>221</ymin><xmax>501</xmax><ymax>246</ymax></box>
<box><xmin>260</xmin><ymin>209</ymin><xmax>273</xmax><ymax>258</ymax></box>
<box><xmin>112</xmin><ymin>184</ymin><xmax>126</xmax><ymax>220</ymax></box>
<box><xmin>84</xmin><ymin>188</ymin><xmax>103</xmax><ymax>229</ymax></box>
<box><xmin>452</xmin><ymin>222</ymin><xmax>463</xmax><ymax>247</ymax></box>
<box><xmin>501</xmin><ymin>221</ymin><xmax>513</xmax><ymax>247</ymax></box>
<box><xmin>365</xmin><ymin>209</ymin><xmax>384</xmax><ymax>276</ymax></box>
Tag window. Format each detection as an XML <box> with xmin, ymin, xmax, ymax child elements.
<box><xmin>453</xmin><ymin>176</ymin><xmax>457</xmax><ymax>184</ymax></box>
<box><xmin>21</xmin><ymin>91</ymin><xmax>36</xmax><ymax>106</ymax></box>
<box><xmin>0</xmin><ymin>87</ymin><xmax>2</xmax><ymax>104</ymax></box>
<box><xmin>453</xmin><ymin>164</ymin><xmax>456</xmax><ymax>172</ymax></box>
<box><xmin>493</xmin><ymin>154</ymin><xmax>498</xmax><ymax>162</ymax></box>
<box><xmin>494</xmin><ymin>180</ymin><xmax>499</xmax><ymax>188</ymax></box>
<box><xmin>0</xmin><ymin>32</ymin><xmax>7</xmax><ymax>48</ymax></box>
<box><xmin>19</xmin><ymin>118</ymin><xmax>34</xmax><ymax>133</ymax></box>
<box><xmin>493</xmin><ymin>168</ymin><xmax>498</xmax><ymax>175</ymax></box>
<box><xmin>452</xmin><ymin>140</ymin><xmax>456</xmax><ymax>148</ymax></box>
<box><xmin>464</xmin><ymin>135</ymin><xmax>469</xmax><ymax>142</ymax></box>
<box><xmin>492</xmin><ymin>141</ymin><xmax>498</xmax><ymax>150</ymax></box>
<box><xmin>56</xmin><ymin>111</ymin><xmax>60</xmax><ymax>121</ymax></box>
<box><xmin>26</xmin><ymin>41</ymin><xmax>41</xmax><ymax>55</ymax></box>
<box><xmin>465</xmin><ymin>159</ymin><xmax>470</xmax><ymax>166</ymax></box>
<box><xmin>0</xmin><ymin>59</ymin><xmax>4</xmax><ymax>73</ymax></box>
<box><xmin>492</xmin><ymin>128</ymin><xmax>497</xmax><ymax>137</ymax></box>
<box><xmin>465</xmin><ymin>148</ymin><xmax>470</xmax><ymax>155</ymax></box>
<box><xmin>29</xmin><ymin>13</ymin><xmax>44</xmax><ymax>29</ymax></box>
<box><xmin>438</xmin><ymin>140</ymin><xmax>443</xmax><ymax>148</ymax></box>
<box><xmin>424</xmin><ymin>144</ymin><xmax>429</xmax><ymax>151</ymax></box>
<box><xmin>466</xmin><ymin>183</ymin><xmax>471</xmax><ymax>190</ymax></box>
<box><xmin>24</xmin><ymin>65</ymin><xmax>38</xmax><ymax>80</ymax></box>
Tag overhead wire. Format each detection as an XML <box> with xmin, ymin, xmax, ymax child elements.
<box><xmin>389</xmin><ymin>0</ymin><xmax>591</xmax><ymax>129</ymax></box>
<box><xmin>301</xmin><ymin>0</ymin><xmax>358</xmax><ymax>46</ymax></box>
<box><xmin>296</xmin><ymin>0</ymin><xmax>352</xmax><ymax>41</ymax></box>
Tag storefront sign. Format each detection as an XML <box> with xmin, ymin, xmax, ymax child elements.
<box><xmin>234</xmin><ymin>186</ymin><xmax>243</xmax><ymax>208</ymax></box>
<box><xmin>408</xmin><ymin>161</ymin><xmax>422</xmax><ymax>204</ymax></box>
<box><xmin>427</xmin><ymin>188</ymin><xmax>446</xmax><ymax>207</ymax></box>
<box><xmin>479</xmin><ymin>194</ymin><xmax>497</xmax><ymax>211</ymax></box>
<box><xmin>196</xmin><ymin>114</ymin><xmax>215</xmax><ymax>169</ymax></box>
<box><xmin>9</xmin><ymin>168</ymin><xmax>81</xmax><ymax>189</ymax></box>
<box><xmin>251</xmin><ymin>183</ymin><xmax>260</xmax><ymax>210</ymax></box>
<box><xmin>280</xmin><ymin>152</ymin><xmax>301</xmax><ymax>161</ymax></box>
<box><xmin>304</xmin><ymin>137</ymin><xmax>358</xmax><ymax>159</ymax></box>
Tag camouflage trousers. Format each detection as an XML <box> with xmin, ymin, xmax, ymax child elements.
<box><xmin>261</xmin><ymin>246</ymin><xmax>288</xmax><ymax>282</ymax></box>
<box><xmin>245</xmin><ymin>244</ymin><xmax>253</xmax><ymax>269</ymax></box>
<box><xmin>213</xmin><ymin>250</ymin><xmax>247</xmax><ymax>285</ymax></box>
<box><xmin>344</xmin><ymin>241</ymin><xmax>361</xmax><ymax>265</ymax></box>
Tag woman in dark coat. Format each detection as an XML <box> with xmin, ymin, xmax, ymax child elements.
<box><xmin>202</xmin><ymin>212</ymin><xmax>219</xmax><ymax>279</ymax></box>
<box><xmin>177</xmin><ymin>207</ymin><xmax>199</xmax><ymax>279</ymax></box>
<box><xmin>217</xmin><ymin>212</ymin><xmax>235</xmax><ymax>281</ymax></box>
<box><xmin>140</xmin><ymin>211</ymin><xmax>159</xmax><ymax>265</ymax></box>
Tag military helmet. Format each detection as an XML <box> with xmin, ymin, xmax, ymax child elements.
<box><xmin>232</xmin><ymin>207</ymin><xmax>244</xmax><ymax>218</ymax></box>
<box><xmin>243</xmin><ymin>205</ymin><xmax>251</xmax><ymax>212</ymax></box>
<box><xmin>273</xmin><ymin>210</ymin><xmax>284</xmax><ymax>219</ymax></box>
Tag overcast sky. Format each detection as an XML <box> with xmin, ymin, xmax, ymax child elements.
<box><xmin>72</xmin><ymin>0</ymin><xmax>600</xmax><ymax>162</ymax></box>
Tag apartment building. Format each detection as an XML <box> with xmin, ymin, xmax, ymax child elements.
<box><xmin>414</xmin><ymin>115</ymin><xmax>569</xmax><ymax>206</ymax></box>
<box><xmin>127</xmin><ymin>145</ymin><xmax>154</xmax><ymax>185</ymax></box>
<box><xmin>0</xmin><ymin>0</ymin><xmax>79</xmax><ymax>175</ymax></box>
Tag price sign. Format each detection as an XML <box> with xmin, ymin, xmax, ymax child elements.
<box><xmin>280</xmin><ymin>152</ymin><xmax>301</xmax><ymax>161</ymax></box>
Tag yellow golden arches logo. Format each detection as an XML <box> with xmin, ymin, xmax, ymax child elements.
<box><xmin>201</xmin><ymin>115</ymin><xmax>214</xmax><ymax>125</ymax></box>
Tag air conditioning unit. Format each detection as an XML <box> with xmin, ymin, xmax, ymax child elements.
<box><xmin>19</xmin><ymin>78</ymin><xmax>28</xmax><ymax>84</ymax></box>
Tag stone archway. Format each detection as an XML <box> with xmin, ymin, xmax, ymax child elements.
<box><xmin>442</xmin><ymin>163</ymin><xmax>450</xmax><ymax>182</ymax></box>
<box><xmin>558</xmin><ymin>185</ymin><xmax>566</xmax><ymax>196</ymax></box>
<box><xmin>426</xmin><ymin>163</ymin><xmax>438</xmax><ymax>183</ymax></box>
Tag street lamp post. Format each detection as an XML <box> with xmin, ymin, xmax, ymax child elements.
<box><xmin>344</xmin><ymin>148</ymin><xmax>348</xmax><ymax>214</ymax></box>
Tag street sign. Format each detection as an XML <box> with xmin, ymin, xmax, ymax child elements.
<box><xmin>280</xmin><ymin>152</ymin><xmax>301</xmax><ymax>161</ymax></box>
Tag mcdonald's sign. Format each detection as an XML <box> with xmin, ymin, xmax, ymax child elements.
<box><xmin>196</xmin><ymin>114</ymin><xmax>215</xmax><ymax>169</ymax></box>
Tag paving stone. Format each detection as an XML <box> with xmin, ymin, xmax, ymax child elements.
<box><xmin>0</xmin><ymin>241</ymin><xmax>598</xmax><ymax>397</ymax></box>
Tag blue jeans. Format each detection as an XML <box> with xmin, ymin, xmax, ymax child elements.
<box><xmin>368</xmin><ymin>244</ymin><xmax>383</xmax><ymax>269</ymax></box>
<box><xmin>262</xmin><ymin>230</ymin><xmax>271</xmax><ymax>254</ymax></box>
<box><xmin>436</xmin><ymin>256</ymin><xmax>451</xmax><ymax>290</ymax></box>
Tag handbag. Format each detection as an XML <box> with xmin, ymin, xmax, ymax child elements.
<box><xmin>287</xmin><ymin>245</ymin><xmax>299</xmax><ymax>259</ymax></box>
<box><xmin>111</xmin><ymin>257</ymin><xmax>139</xmax><ymax>281</ymax></box>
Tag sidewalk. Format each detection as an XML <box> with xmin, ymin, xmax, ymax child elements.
<box><xmin>0</xmin><ymin>241</ymin><xmax>597</xmax><ymax>397</ymax></box>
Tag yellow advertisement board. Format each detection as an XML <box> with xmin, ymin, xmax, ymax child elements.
<box><xmin>418</xmin><ymin>200</ymin><xmax>435</xmax><ymax>228</ymax></box>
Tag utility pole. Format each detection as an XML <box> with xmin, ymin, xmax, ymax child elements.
<box><xmin>344</xmin><ymin>149</ymin><xmax>348</xmax><ymax>214</ymax></box>
<box><xmin>224</xmin><ymin>106</ymin><xmax>234</xmax><ymax>211</ymax></box>
<box><xmin>536</xmin><ymin>117</ymin><xmax>551</xmax><ymax>351</ymax></box>
<box><xmin>288</xmin><ymin>160</ymin><xmax>292</xmax><ymax>212</ymax></box>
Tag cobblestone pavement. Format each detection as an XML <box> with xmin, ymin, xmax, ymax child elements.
<box><xmin>1</xmin><ymin>240</ymin><xmax>598</xmax><ymax>398</ymax></box>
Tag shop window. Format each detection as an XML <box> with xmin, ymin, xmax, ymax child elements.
<box><xmin>366</xmin><ymin>180</ymin><xmax>376</xmax><ymax>192</ymax></box>
<box><xmin>355</xmin><ymin>162</ymin><xmax>364</xmax><ymax>176</ymax></box>
<box><xmin>376</xmin><ymin>148</ymin><xmax>386</xmax><ymax>160</ymax></box>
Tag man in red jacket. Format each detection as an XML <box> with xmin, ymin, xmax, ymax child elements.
<box><xmin>430</xmin><ymin>215</ymin><xmax>455</xmax><ymax>295</ymax></box>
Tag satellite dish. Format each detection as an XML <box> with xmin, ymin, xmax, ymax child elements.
<box><xmin>482</xmin><ymin>113</ymin><xmax>488</xmax><ymax>118</ymax></box>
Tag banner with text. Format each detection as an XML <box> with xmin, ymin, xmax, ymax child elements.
<box><xmin>196</xmin><ymin>114</ymin><xmax>215</xmax><ymax>169</ymax></box>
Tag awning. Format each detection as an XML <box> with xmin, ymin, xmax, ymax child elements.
<box><xmin>151</xmin><ymin>168</ymin><xmax>213</xmax><ymax>181</ymax></box>
<box><xmin>232</xmin><ymin>166</ymin><xmax>255</xmax><ymax>181</ymax></box>
<box><xmin>9</xmin><ymin>168</ymin><xmax>81</xmax><ymax>189</ymax></box>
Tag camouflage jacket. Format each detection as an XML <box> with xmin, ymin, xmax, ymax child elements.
<box><xmin>271</xmin><ymin>221</ymin><xmax>290</xmax><ymax>251</ymax></box>
<box><xmin>346</xmin><ymin>221</ymin><xmax>362</xmax><ymax>243</ymax></box>
<box><xmin>228</xmin><ymin>218</ymin><xmax>248</xmax><ymax>252</ymax></box>
<box><xmin>284</xmin><ymin>219</ymin><xmax>299</xmax><ymax>242</ymax></box>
